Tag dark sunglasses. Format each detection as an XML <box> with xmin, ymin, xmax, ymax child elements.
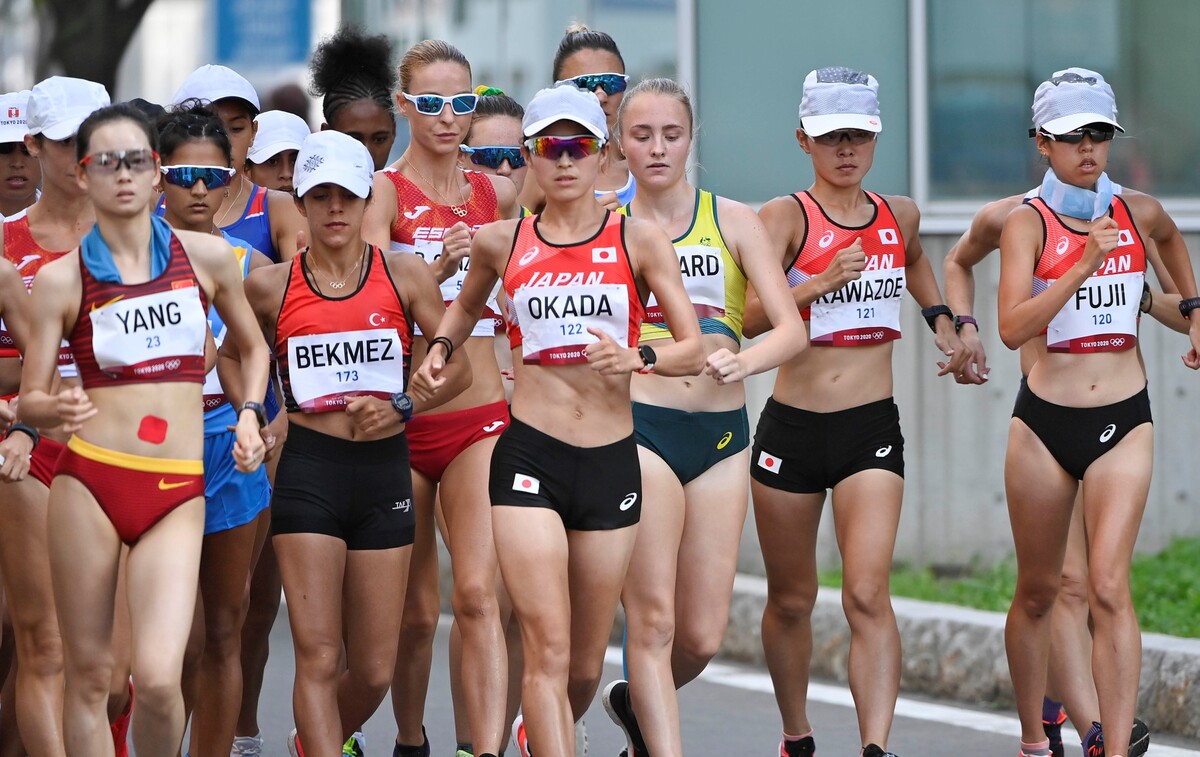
<box><xmin>557</xmin><ymin>73</ymin><xmax>629</xmax><ymax>97</ymax></box>
<box><xmin>0</xmin><ymin>142</ymin><xmax>30</xmax><ymax>156</ymax></box>
<box><xmin>1039</xmin><ymin>125</ymin><xmax>1117</xmax><ymax>144</ymax></box>
<box><xmin>79</xmin><ymin>149</ymin><xmax>158</xmax><ymax>174</ymax></box>
<box><xmin>402</xmin><ymin>92</ymin><xmax>479</xmax><ymax>116</ymax></box>
<box><xmin>160</xmin><ymin>165</ymin><xmax>237</xmax><ymax>190</ymax></box>
<box><xmin>459</xmin><ymin>145</ymin><xmax>526</xmax><ymax>169</ymax></box>
<box><xmin>809</xmin><ymin>129</ymin><xmax>877</xmax><ymax>147</ymax></box>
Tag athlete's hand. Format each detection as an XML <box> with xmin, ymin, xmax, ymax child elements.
<box><xmin>0</xmin><ymin>431</ymin><xmax>33</xmax><ymax>483</ymax></box>
<box><xmin>705</xmin><ymin>347</ymin><xmax>749</xmax><ymax>385</ymax></box>
<box><xmin>947</xmin><ymin>325</ymin><xmax>990</xmax><ymax>384</ymax></box>
<box><xmin>1080</xmin><ymin>216</ymin><xmax>1119</xmax><ymax>273</ymax></box>
<box><xmin>934</xmin><ymin>324</ymin><xmax>972</xmax><ymax>378</ymax></box>
<box><xmin>295</xmin><ymin>228</ymin><xmax>308</xmax><ymax>253</ymax></box>
<box><xmin>585</xmin><ymin>328</ymin><xmax>639</xmax><ymax>375</ymax></box>
<box><xmin>1183</xmin><ymin>318</ymin><xmax>1200</xmax><ymax>370</ymax></box>
<box><xmin>817</xmin><ymin>237</ymin><xmax>867</xmax><ymax>295</ymax></box>
<box><xmin>596</xmin><ymin>191</ymin><xmax>621</xmax><ymax>212</ymax></box>
<box><xmin>500</xmin><ymin>367</ymin><xmax>515</xmax><ymax>381</ymax></box>
<box><xmin>56</xmin><ymin>386</ymin><xmax>97</xmax><ymax>434</ymax></box>
<box><xmin>232</xmin><ymin>412</ymin><xmax>266</xmax><ymax>473</ymax></box>
<box><xmin>0</xmin><ymin>398</ymin><xmax>15</xmax><ymax>432</ymax></box>
<box><xmin>261</xmin><ymin>411</ymin><xmax>286</xmax><ymax>462</ymax></box>
<box><xmin>346</xmin><ymin>395</ymin><xmax>403</xmax><ymax>434</ymax></box>
<box><xmin>434</xmin><ymin>222</ymin><xmax>472</xmax><ymax>283</ymax></box>
<box><xmin>412</xmin><ymin>349</ymin><xmax>447</xmax><ymax>401</ymax></box>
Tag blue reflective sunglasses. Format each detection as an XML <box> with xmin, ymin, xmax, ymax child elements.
<box><xmin>160</xmin><ymin>165</ymin><xmax>237</xmax><ymax>190</ymax></box>
<box><xmin>402</xmin><ymin>92</ymin><xmax>479</xmax><ymax>116</ymax></box>
<box><xmin>556</xmin><ymin>73</ymin><xmax>629</xmax><ymax>96</ymax></box>
<box><xmin>459</xmin><ymin>145</ymin><xmax>526</xmax><ymax>169</ymax></box>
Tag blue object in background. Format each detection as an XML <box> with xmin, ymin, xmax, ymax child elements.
<box><xmin>213</xmin><ymin>0</ymin><xmax>311</xmax><ymax>70</ymax></box>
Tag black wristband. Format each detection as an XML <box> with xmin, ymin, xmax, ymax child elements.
<box><xmin>7</xmin><ymin>422</ymin><xmax>39</xmax><ymax>449</ymax></box>
<box><xmin>428</xmin><ymin>336</ymin><xmax>455</xmax><ymax>362</ymax></box>
<box><xmin>1179</xmin><ymin>296</ymin><xmax>1200</xmax><ymax>319</ymax></box>
<box><xmin>921</xmin><ymin>305</ymin><xmax>954</xmax><ymax>332</ymax></box>
<box><xmin>239</xmin><ymin>401</ymin><xmax>268</xmax><ymax>429</ymax></box>
<box><xmin>1139</xmin><ymin>282</ymin><xmax>1152</xmax><ymax>314</ymax></box>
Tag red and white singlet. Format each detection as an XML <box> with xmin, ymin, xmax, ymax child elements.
<box><xmin>0</xmin><ymin>210</ymin><xmax>77</xmax><ymax>374</ymax></box>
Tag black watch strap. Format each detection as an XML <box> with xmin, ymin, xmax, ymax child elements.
<box><xmin>637</xmin><ymin>344</ymin><xmax>657</xmax><ymax>374</ymax></box>
<box><xmin>921</xmin><ymin>305</ymin><xmax>954</xmax><ymax>332</ymax></box>
<box><xmin>1179</xmin><ymin>296</ymin><xmax>1200</xmax><ymax>319</ymax></box>
<box><xmin>390</xmin><ymin>391</ymin><xmax>414</xmax><ymax>422</ymax></box>
<box><xmin>240</xmin><ymin>401</ymin><xmax>268</xmax><ymax>429</ymax></box>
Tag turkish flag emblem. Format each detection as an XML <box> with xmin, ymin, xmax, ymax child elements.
<box><xmin>757</xmin><ymin>451</ymin><xmax>781</xmax><ymax>473</ymax></box>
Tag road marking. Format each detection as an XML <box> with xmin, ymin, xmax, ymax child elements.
<box><xmin>603</xmin><ymin>647</ymin><xmax>1200</xmax><ymax>756</ymax></box>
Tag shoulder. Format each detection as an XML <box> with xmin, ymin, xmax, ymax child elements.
<box><xmin>32</xmin><ymin>250</ymin><xmax>79</xmax><ymax>294</ymax></box>
<box><xmin>622</xmin><ymin>214</ymin><xmax>672</xmax><ymax>252</ymax></box>
<box><xmin>244</xmin><ymin>258</ymin><xmax>291</xmax><ymax>297</ymax></box>
<box><xmin>712</xmin><ymin>194</ymin><xmax>760</xmax><ymax>231</ymax></box>
<box><xmin>175</xmin><ymin>228</ymin><xmax>235</xmax><ymax>265</ymax></box>
<box><xmin>877</xmin><ymin>193</ymin><xmax>920</xmax><ymax>237</ymax></box>
<box><xmin>265</xmin><ymin>187</ymin><xmax>296</xmax><ymax>210</ymax></box>
<box><xmin>973</xmin><ymin>194</ymin><xmax>1028</xmax><ymax>236</ymax></box>
<box><xmin>1118</xmin><ymin>189</ymin><xmax>1165</xmax><ymax>219</ymax></box>
<box><xmin>483</xmin><ymin>172</ymin><xmax>516</xmax><ymax>202</ymax></box>
<box><xmin>381</xmin><ymin>247</ymin><xmax>433</xmax><ymax>278</ymax></box>
<box><xmin>371</xmin><ymin>169</ymin><xmax>400</xmax><ymax>196</ymax></box>
<box><xmin>758</xmin><ymin>193</ymin><xmax>804</xmax><ymax>220</ymax></box>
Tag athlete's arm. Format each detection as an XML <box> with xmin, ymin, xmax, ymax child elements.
<box><xmin>613</xmin><ymin>217</ymin><xmax>705</xmax><ymax>378</ymax></box>
<box><xmin>943</xmin><ymin>197</ymin><xmax>1021</xmax><ymax>383</ymax></box>
<box><xmin>488</xmin><ymin>173</ymin><xmax>522</xmax><ymax>220</ymax></box>
<box><xmin>413</xmin><ymin>219</ymin><xmax>512</xmax><ymax>396</ymax></box>
<box><xmin>390</xmin><ymin>252</ymin><xmax>472</xmax><ymax>412</ymax></box>
<box><xmin>360</xmin><ymin>174</ymin><xmax>400</xmax><ymax>254</ymax></box>
<box><xmin>707</xmin><ymin>198</ymin><xmax>807</xmax><ymax>382</ymax></box>
<box><xmin>1125</xmin><ymin>194</ymin><xmax>1200</xmax><ymax>363</ymax></box>
<box><xmin>0</xmin><ymin>262</ymin><xmax>32</xmax><ymax>356</ymax></box>
<box><xmin>216</xmin><ymin>263</ymin><xmax>286</xmax><ymax>409</ymax></box>
<box><xmin>17</xmin><ymin>256</ymin><xmax>93</xmax><ymax>432</ymax></box>
<box><xmin>267</xmin><ymin>189</ymin><xmax>306</xmax><ymax>262</ymax></box>
<box><xmin>248</xmin><ymin>249</ymin><xmax>274</xmax><ymax>272</ymax></box>
<box><xmin>998</xmin><ymin>206</ymin><xmax>1117</xmax><ymax>350</ymax></box>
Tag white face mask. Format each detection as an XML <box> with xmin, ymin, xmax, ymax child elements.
<box><xmin>1038</xmin><ymin>167</ymin><xmax>1120</xmax><ymax>221</ymax></box>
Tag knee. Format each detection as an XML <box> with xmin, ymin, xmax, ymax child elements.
<box><xmin>523</xmin><ymin>631</ymin><xmax>570</xmax><ymax>682</ymax></box>
<box><xmin>16</xmin><ymin>624</ymin><xmax>64</xmax><ymax>675</ymax></box>
<box><xmin>567</xmin><ymin>657</ymin><xmax>603</xmax><ymax>706</ymax></box>
<box><xmin>399</xmin><ymin>593</ymin><xmax>441</xmax><ymax>644</ymax></box>
<box><xmin>673</xmin><ymin>622</ymin><xmax>723</xmax><ymax>672</ymax></box>
<box><xmin>765</xmin><ymin>585</ymin><xmax>817</xmax><ymax>626</ymax></box>
<box><xmin>65</xmin><ymin>653</ymin><xmax>116</xmax><ymax>703</ymax></box>
<box><xmin>627</xmin><ymin>601</ymin><xmax>675</xmax><ymax>653</ymax></box>
<box><xmin>294</xmin><ymin>639</ymin><xmax>343</xmax><ymax>685</ymax></box>
<box><xmin>451</xmin><ymin>581</ymin><xmax>499</xmax><ymax>626</ymax></box>
<box><xmin>1057</xmin><ymin>569</ymin><xmax>1090</xmax><ymax>610</ymax></box>
<box><xmin>841</xmin><ymin>578</ymin><xmax>893</xmax><ymax>624</ymax></box>
<box><xmin>1088</xmin><ymin>571</ymin><xmax>1131</xmax><ymax>618</ymax></box>
<box><xmin>1013</xmin><ymin>575</ymin><xmax>1061</xmax><ymax>619</ymax></box>
<box><xmin>349</xmin><ymin>658</ymin><xmax>394</xmax><ymax>701</ymax></box>
<box><xmin>130</xmin><ymin>675</ymin><xmax>179</xmax><ymax>718</ymax></box>
<box><xmin>203</xmin><ymin>608</ymin><xmax>245</xmax><ymax>660</ymax></box>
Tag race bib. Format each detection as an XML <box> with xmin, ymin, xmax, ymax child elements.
<box><xmin>809</xmin><ymin>268</ymin><xmax>905</xmax><ymax>345</ymax></box>
<box><xmin>513</xmin><ymin>283</ymin><xmax>630</xmax><ymax>365</ymax></box>
<box><xmin>286</xmin><ymin>328</ymin><xmax>405</xmax><ymax>412</ymax></box>
<box><xmin>391</xmin><ymin>239</ymin><xmax>501</xmax><ymax>336</ymax></box>
<box><xmin>202</xmin><ymin>318</ymin><xmax>227</xmax><ymax>411</ymax></box>
<box><xmin>645</xmin><ymin>244</ymin><xmax>725</xmax><ymax>322</ymax></box>
<box><xmin>1047</xmin><ymin>270</ymin><xmax>1142</xmax><ymax>353</ymax></box>
<box><xmin>89</xmin><ymin>286</ymin><xmax>207</xmax><ymax>379</ymax></box>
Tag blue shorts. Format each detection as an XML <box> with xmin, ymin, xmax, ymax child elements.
<box><xmin>203</xmin><ymin>428</ymin><xmax>271</xmax><ymax>535</ymax></box>
<box><xmin>633</xmin><ymin>402</ymin><xmax>749</xmax><ymax>484</ymax></box>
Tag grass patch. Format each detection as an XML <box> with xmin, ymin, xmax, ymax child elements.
<box><xmin>817</xmin><ymin>537</ymin><xmax>1200</xmax><ymax>638</ymax></box>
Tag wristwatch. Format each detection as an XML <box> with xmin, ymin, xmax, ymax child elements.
<box><xmin>239</xmin><ymin>401</ymin><xmax>268</xmax><ymax>429</ymax></box>
<box><xmin>637</xmin><ymin>344</ymin><xmax>657</xmax><ymax>374</ymax></box>
<box><xmin>1178</xmin><ymin>296</ymin><xmax>1200</xmax><ymax>319</ymax></box>
<box><xmin>1139</xmin><ymin>282</ymin><xmax>1152</xmax><ymax>314</ymax></box>
<box><xmin>390</xmin><ymin>391</ymin><xmax>414</xmax><ymax>422</ymax></box>
<box><xmin>921</xmin><ymin>305</ymin><xmax>954</xmax><ymax>332</ymax></box>
<box><xmin>953</xmin><ymin>314</ymin><xmax>978</xmax><ymax>333</ymax></box>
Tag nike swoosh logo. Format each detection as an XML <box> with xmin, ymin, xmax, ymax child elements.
<box><xmin>91</xmin><ymin>295</ymin><xmax>124</xmax><ymax>311</ymax></box>
<box><xmin>157</xmin><ymin>479</ymin><xmax>192</xmax><ymax>491</ymax></box>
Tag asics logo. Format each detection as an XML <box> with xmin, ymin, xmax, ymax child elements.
<box><xmin>818</xmin><ymin>230</ymin><xmax>835</xmax><ymax>248</ymax></box>
<box><xmin>1099</xmin><ymin>424</ymin><xmax>1116</xmax><ymax>443</ymax></box>
<box><xmin>518</xmin><ymin>247</ymin><xmax>540</xmax><ymax>266</ymax></box>
<box><xmin>875</xmin><ymin>445</ymin><xmax>892</xmax><ymax>457</ymax></box>
<box><xmin>716</xmin><ymin>431</ymin><xmax>733</xmax><ymax>450</ymax></box>
<box><xmin>1055</xmin><ymin>237</ymin><xmax>1070</xmax><ymax>256</ymax></box>
<box><xmin>482</xmin><ymin>420</ymin><xmax>505</xmax><ymax>433</ymax></box>
<box><xmin>157</xmin><ymin>479</ymin><xmax>191</xmax><ymax>491</ymax></box>
<box><xmin>403</xmin><ymin>205</ymin><xmax>432</xmax><ymax>220</ymax></box>
<box><xmin>619</xmin><ymin>492</ymin><xmax>638</xmax><ymax>511</ymax></box>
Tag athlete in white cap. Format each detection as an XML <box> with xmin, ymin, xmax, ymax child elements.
<box><xmin>0</xmin><ymin>90</ymin><xmax>39</xmax><ymax>220</ymax></box>
<box><xmin>414</xmin><ymin>82</ymin><xmax>704</xmax><ymax>757</ymax></box>
<box><xmin>999</xmin><ymin>68</ymin><xmax>1200</xmax><ymax>757</ymax></box>
<box><xmin>220</xmin><ymin>129</ymin><xmax>470</xmax><ymax>757</ymax></box>
<box><xmin>245</xmin><ymin>110</ymin><xmax>310</xmax><ymax>193</ymax></box>
<box><xmin>746</xmin><ymin>67</ymin><xmax>970</xmax><ymax>757</ymax></box>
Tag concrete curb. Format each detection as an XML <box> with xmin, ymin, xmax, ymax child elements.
<box><xmin>718</xmin><ymin>574</ymin><xmax>1200</xmax><ymax>740</ymax></box>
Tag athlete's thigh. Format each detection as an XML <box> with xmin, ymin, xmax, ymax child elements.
<box><xmin>567</xmin><ymin>525</ymin><xmax>638</xmax><ymax>668</ymax></box>
<box><xmin>439</xmin><ymin>436</ymin><xmax>501</xmax><ymax>574</ymax></box>
<box><xmin>493</xmin><ymin>506</ymin><xmax>570</xmax><ymax>643</ymax></box>
<box><xmin>0</xmin><ymin>477</ymin><xmax>56</xmax><ymax>623</ymax></box>
<box><xmin>623</xmin><ymin>448</ymin><xmax>684</xmax><ymax>609</ymax></box>
<box><xmin>1081</xmin><ymin>424</ymin><xmax>1152</xmax><ymax>573</ymax></box>
<box><xmin>1005</xmin><ymin>419</ymin><xmax>1078</xmax><ymax>575</ymax></box>
<box><xmin>1061</xmin><ymin>488</ymin><xmax>1088</xmax><ymax>586</ymax></box>
<box><xmin>344</xmin><ymin>546</ymin><xmax>410</xmax><ymax>667</ymax></box>
<box><xmin>198</xmin><ymin>519</ymin><xmax>260</xmax><ymax>616</ymax></box>
<box><xmin>403</xmin><ymin>472</ymin><xmax>440</xmax><ymax>607</ymax></box>
<box><xmin>45</xmin><ymin>476</ymin><xmax>122</xmax><ymax>659</ymax></box>
<box><xmin>676</xmin><ymin>450</ymin><xmax>749</xmax><ymax>626</ymax></box>
<box><xmin>751</xmin><ymin>480</ymin><xmax>826</xmax><ymax>595</ymax></box>
<box><xmin>273</xmin><ymin>533</ymin><xmax>348</xmax><ymax>651</ymax></box>
<box><xmin>829</xmin><ymin>469</ymin><xmax>903</xmax><ymax>581</ymax></box>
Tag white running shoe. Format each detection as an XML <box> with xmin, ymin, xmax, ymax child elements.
<box><xmin>230</xmin><ymin>735</ymin><xmax>263</xmax><ymax>757</ymax></box>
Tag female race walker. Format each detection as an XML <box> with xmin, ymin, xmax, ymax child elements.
<box><xmin>219</xmin><ymin>130</ymin><xmax>469</xmax><ymax>757</ymax></box>
<box><xmin>245</xmin><ymin>110</ymin><xmax>309</xmax><ymax>193</ymax></box>
<box><xmin>154</xmin><ymin>103</ymin><xmax>274</xmax><ymax>757</ymax></box>
<box><xmin>0</xmin><ymin>90</ymin><xmax>39</xmax><ymax>220</ymax></box>
<box><xmin>747</xmin><ymin>68</ymin><xmax>970</xmax><ymax>757</ymax></box>
<box><xmin>359</xmin><ymin>40</ymin><xmax>518</xmax><ymax>757</ymax></box>
<box><xmin>520</xmin><ymin>24</ymin><xmax>633</xmax><ymax>213</ymax></box>
<box><xmin>415</xmin><ymin>82</ymin><xmax>704</xmax><ymax>757</ymax></box>
<box><xmin>17</xmin><ymin>102</ymin><xmax>268</xmax><ymax>757</ymax></box>
<box><xmin>600</xmin><ymin>77</ymin><xmax>806</xmax><ymax>757</ymax></box>
<box><xmin>998</xmin><ymin>69</ymin><xmax>1200</xmax><ymax>757</ymax></box>
<box><xmin>309</xmin><ymin>26</ymin><xmax>399</xmax><ymax>170</ymax></box>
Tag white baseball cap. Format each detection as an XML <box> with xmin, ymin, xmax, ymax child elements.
<box><xmin>522</xmin><ymin>83</ymin><xmax>608</xmax><ymax>141</ymax></box>
<box><xmin>27</xmin><ymin>77</ymin><xmax>111</xmax><ymax>140</ymax></box>
<box><xmin>0</xmin><ymin>90</ymin><xmax>32</xmax><ymax>143</ymax></box>
<box><xmin>171</xmin><ymin>64</ymin><xmax>261</xmax><ymax>113</ymax></box>
<box><xmin>1031</xmin><ymin>67</ymin><xmax>1123</xmax><ymax>136</ymax></box>
<box><xmin>799</xmin><ymin>67</ymin><xmax>883</xmax><ymax>137</ymax></box>
<box><xmin>248</xmin><ymin>110</ymin><xmax>310</xmax><ymax>164</ymax></box>
<box><xmin>293</xmin><ymin>130</ymin><xmax>374</xmax><ymax>198</ymax></box>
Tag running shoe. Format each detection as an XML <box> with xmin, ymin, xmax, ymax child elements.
<box><xmin>455</xmin><ymin>751</ymin><xmax>474</xmax><ymax>757</ymax></box>
<box><xmin>512</xmin><ymin>713</ymin><xmax>531</xmax><ymax>757</ymax></box>
<box><xmin>230</xmin><ymin>735</ymin><xmax>264</xmax><ymax>757</ymax></box>
<box><xmin>602</xmin><ymin>680</ymin><xmax>648</xmax><ymax>757</ymax></box>
<box><xmin>392</xmin><ymin>727</ymin><xmax>431</xmax><ymax>757</ymax></box>
<box><xmin>343</xmin><ymin>731</ymin><xmax>366</xmax><ymax>756</ymax></box>
<box><xmin>779</xmin><ymin>734</ymin><xmax>815</xmax><ymax>757</ymax></box>
<box><xmin>861</xmin><ymin>745</ymin><xmax>898</xmax><ymax>757</ymax></box>
<box><xmin>288</xmin><ymin>728</ymin><xmax>305</xmax><ymax>757</ymax></box>
<box><xmin>1042</xmin><ymin>702</ymin><xmax>1068</xmax><ymax>757</ymax></box>
<box><xmin>1082</xmin><ymin>719</ymin><xmax>1151</xmax><ymax>757</ymax></box>
<box><xmin>110</xmin><ymin>678</ymin><xmax>134</xmax><ymax>757</ymax></box>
